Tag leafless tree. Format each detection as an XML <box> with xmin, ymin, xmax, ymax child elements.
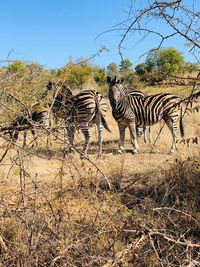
<box><xmin>117</xmin><ymin>0</ymin><xmax>200</xmax><ymax>61</ymax></box>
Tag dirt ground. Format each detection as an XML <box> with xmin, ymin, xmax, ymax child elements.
<box><xmin>0</xmin><ymin>98</ymin><xmax>200</xmax><ymax>192</ymax></box>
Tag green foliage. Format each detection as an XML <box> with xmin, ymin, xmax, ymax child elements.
<box><xmin>157</xmin><ymin>47</ymin><xmax>185</xmax><ymax>74</ymax></box>
<box><xmin>135</xmin><ymin>62</ymin><xmax>146</xmax><ymax>75</ymax></box>
<box><xmin>119</xmin><ymin>58</ymin><xmax>133</xmax><ymax>72</ymax></box>
<box><xmin>107</xmin><ymin>62</ymin><xmax>118</xmax><ymax>76</ymax></box>
<box><xmin>135</xmin><ymin>47</ymin><xmax>185</xmax><ymax>84</ymax></box>
<box><xmin>57</xmin><ymin>61</ymin><xmax>93</xmax><ymax>89</ymax></box>
<box><xmin>49</xmin><ymin>68</ymin><xmax>59</xmax><ymax>76</ymax></box>
<box><xmin>93</xmin><ymin>68</ymin><xmax>106</xmax><ymax>86</ymax></box>
<box><xmin>7</xmin><ymin>61</ymin><xmax>27</xmax><ymax>78</ymax></box>
<box><xmin>185</xmin><ymin>62</ymin><xmax>200</xmax><ymax>73</ymax></box>
<box><xmin>0</xmin><ymin>61</ymin><xmax>53</xmax><ymax>120</ymax></box>
<box><xmin>122</xmin><ymin>70</ymin><xmax>143</xmax><ymax>90</ymax></box>
<box><xmin>145</xmin><ymin>47</ymin><xmax>185</xmax><ymax>75</ymax></box>
<box><xmin>69</xmin><ymin>64</ymin><xmax>92</xmax><ymax>89</ymax></box>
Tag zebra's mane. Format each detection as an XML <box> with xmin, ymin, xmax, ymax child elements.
<box><xmin>118</xmin><ymin>83</ymin><xmax>129</xmax><ymax>96</ymax></box>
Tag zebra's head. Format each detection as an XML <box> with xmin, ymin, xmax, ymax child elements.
<box><xmin>45</xmin><ymin>81</ymin><xmax>73</xmax><ymax>109</ymax></box>
<box><xmin>107</xmin><ymin>76</ymin><xmax>125</xmax><ymax>107</ymax></box>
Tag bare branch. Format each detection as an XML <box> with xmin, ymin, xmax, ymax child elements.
<box><xmin>116</xmin><ymin>0</ymin><xmax>200</xmax><ymax>59</ymax></box>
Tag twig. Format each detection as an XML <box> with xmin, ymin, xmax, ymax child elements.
<box><xmin>153</xmin><ymin>207</ymin><xmax>200</xmax><ymax>226</ymax></box>
<box><xmin>0</xmin><ymin>139</ymin><xmax>12</xmax><ymax>163</ymax></box>
<box><xmin>8</xmin><ymin>93</ymin><xmax>31</xmax><ymax>117</ymax></box>
<box><xmin>150</xmin><ymin>122</ymin><xmax>166</xmax><ymax>153</ymax></box>
<box><xmin>148</xmin><ymin>231</ymin><xmax>200</xmax><ymax>248</ymax></box>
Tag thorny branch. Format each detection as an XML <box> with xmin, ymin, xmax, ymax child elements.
<box><xmin>115</xmin><ymin>0</ymin><xmax>200</xmax><ymax>60</ymax></box>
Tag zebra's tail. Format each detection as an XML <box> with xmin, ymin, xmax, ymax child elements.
<box><xmin>101</xmin><ymin>114</ymin><xmax>111</xmax><ymax>132</ymax></box>
<box><xmin>180</xmin><ymin>106</ymin><xmax>184</xmax><ymax>138</ymax></box>
<box><xmin>94</xmin><ymin>91</ymin><xmax>111</xmax><ymax>133</ymax></box>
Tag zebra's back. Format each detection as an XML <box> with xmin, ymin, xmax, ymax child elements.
<box><xmin>129</xmin><ymin>90</ymin><xmax>147</xmax><ymax>98</ymax></box>
<box><xmin>71</xmin><ymin>90</ymin><xmax>107</xmax><ymax>125</ymax></box>
<box><xmin>130</xmin><ymin>93</ymin><xmax>180</xmax><ymax>126</ymax></box>
<box><xmin>71</xmin><ymin>90</ymin><xmax>97</xmax><ymax>124</ymax></box>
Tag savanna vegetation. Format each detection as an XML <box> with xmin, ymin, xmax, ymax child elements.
<box><xmin>0</xmin><ymin>44</ymin><xmax>199</xmax><ymax>266</ymax></box>
<box><xmin>0</xmin><ymin>0</ymin><xmax>200</xmax><ymax>264</ymax></box>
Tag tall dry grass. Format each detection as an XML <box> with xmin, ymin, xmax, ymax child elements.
<box><xmin>0</xmin><ymin>145</ymin><xmax>200</xmax><ymax>266</ymax></box>
<box><xmin>0</xmin><ymin>83</ymin><xmax>200</xmax><ymax>266</ymax></box>
<box><xmin>0</xmin><ymin>91</ymin><xmax>200</xmax><ymax>267</ymax></box>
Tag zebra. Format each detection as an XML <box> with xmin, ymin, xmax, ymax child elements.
<box><xmin>109</xmin><ymin>77</ymin><xmax>152</xmax><ymax>143</ymax></box>
<box><xmin>46</xmin><ymin>82</ymin><xmax>111</xmax><ymax>158</ymax></box>
<box><xmin>107</xmin><ymin>78</ymin><xmax>152</xmax><ymax>145</ymax></box>
<box><xmin>5</xmin><ymin>109</ymin><xmax>51</xmax><ymax>148</ymax></box>
<box><xmin>107</xmin><ymin>76</ymin><xmax>184</xmax><ymax>154</ymax></box>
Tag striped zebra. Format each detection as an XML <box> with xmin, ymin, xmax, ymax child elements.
<box><xmin>109</xmin><ymin>78</ymin><xmax>152</xmax><ymax>143</ymax></box>
<box><xmin>5</xmin><ymin>109</ymin><xmax>51</xmax><ymax>148</ymax></box>
<box><xmin>107</xmin><ymin>76</ymin><xmax>184</xmax><ymax>154</ymax></box>
<box><xmin>107</xmin><ymin>78</ymin><xmax>152</xmax><ymax>146</ymax></box>
<box><xmin>46</xmin><ymin>82</ymin><xmax>111</xmax><ymax>158</ymax></box>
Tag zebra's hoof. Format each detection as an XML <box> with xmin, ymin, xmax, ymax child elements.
<box><xmin>169</xmin><ymin>149</ymin><xmax>176</xmax><ymax>155</ymax></box>
<box><xmin>132</xmin><ymin>149</ymin><xmax>138</xmax><ymax>154</ymax></box>
<box><xmin>117</xmin><ymin>146</ymin><xmax>125</xmax><ymax>154</ymax></box>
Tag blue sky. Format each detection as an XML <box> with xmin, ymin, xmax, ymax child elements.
<box><xmin>0</xmin><ymin>0</ymin><xmax>197</xmax><ymax>70</ymax></box>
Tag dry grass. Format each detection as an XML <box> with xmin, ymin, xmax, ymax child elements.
<box><xmin>0</xmin><ymin>93</ymin><xmax>200</xmax><ymax>266</ymax></box>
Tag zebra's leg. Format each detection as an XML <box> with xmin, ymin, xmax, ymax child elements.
<box><xmin>149</xmin><ymin>126</ymin><xmax>152</xmax><ymax>144</ymax></box>
<box><xmin>80</xmin><ymin>125</ymin><xmax>90</xmax><ymax>158</ymax></box>
<box><xmin>66</xmin><ymin>125</ymin><xmax>75</xmax><ymax>154</ymax></box>
<box><xmin>144</xmin><ymin>126</ymin><xmax>152</xmax><ymax>144</ymax></box>
<box><xmin>164</xmin><ymin>117</ymin><xmax>179</xmax><ymax>154</ymax></box>
<box><xmin>143</xmin><ymin>126</ymin><xmax>147</xmax><ymax>143</ymax></box>
<box><xmin>118</xmin><ymin>124</ymin><xmax>126</xmax><ymax>154</ymax></box>
<box><xmin>128</xmin><ymin>122</ymin><xmax>139</xmax><ymax>154</ymax></box>
<box><xmin>97</xmin><ymin>121</ymin><xmax>103</xmax><ymax>156</ymax></box>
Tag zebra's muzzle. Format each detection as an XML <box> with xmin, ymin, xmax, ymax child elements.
<box><xmin>113</xmin><ymin>96</ymin><xmax>118</xmax><ymax>103</ymax></box>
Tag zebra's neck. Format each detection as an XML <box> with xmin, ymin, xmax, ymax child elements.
<box><xmin>119</xmin><ymin>84</ymin><xmax>129</xmax><ymax>95</ymax></box>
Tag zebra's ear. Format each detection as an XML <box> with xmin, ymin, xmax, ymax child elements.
<box><xmin>107</xmin><ymin>76</ymin><xmax>111</xmax><ymax>84</ymax></box>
